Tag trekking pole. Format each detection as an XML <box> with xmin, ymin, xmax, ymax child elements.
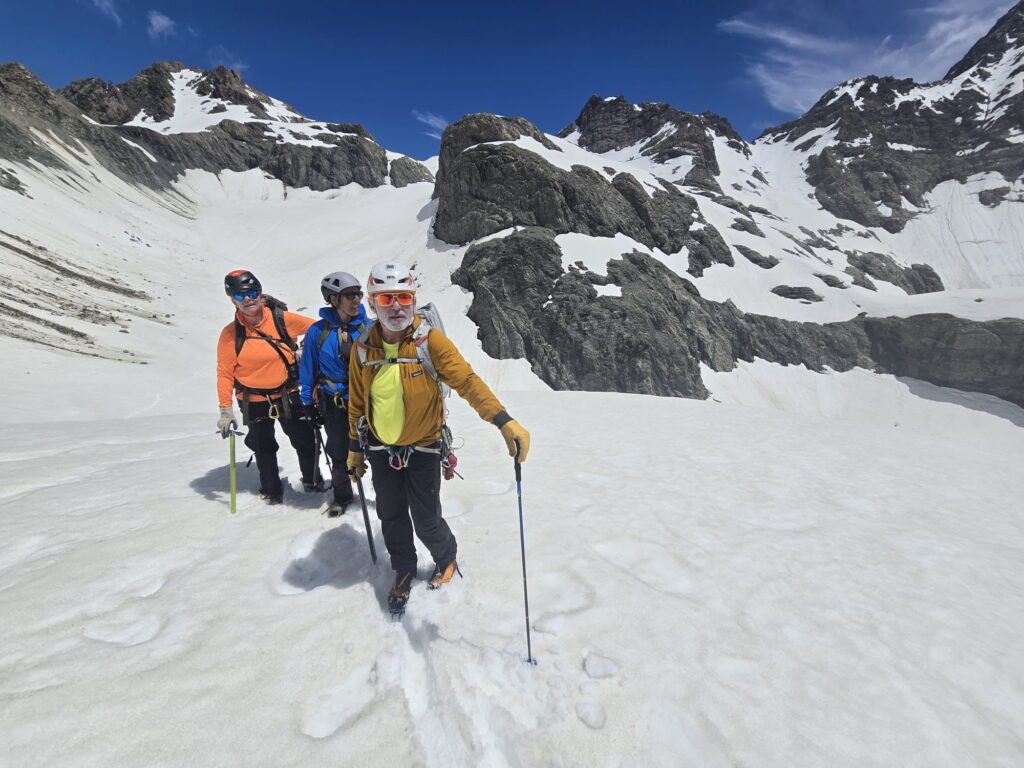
<box><xmin>313</xmin><ymin>422</ymin><xmax>322</xmax><ymax>485</ymax></box>
<box><xmin>514</xmin><ymin>440</ymin><xmax>536</xmax><ymax>666</ymax></box>
<box><xmin>313</xmin><ymin>422</ymin><xmax>330</xmax><ymax>488</ymax></box>
<box><xmin>354</xmin><ymin>473</ymin><xmax>378</xmax><ymax>564</ymax></box>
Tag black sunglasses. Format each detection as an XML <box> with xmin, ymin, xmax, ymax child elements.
<box><xmin>339</xmin><ymin>290</ymin><xmax>363</xmax><ymax>300</ymax></box>
<box><xmin>232</xmin><ymin>289</ymin><xmax>260</xmax><ymax>302</ymax></box>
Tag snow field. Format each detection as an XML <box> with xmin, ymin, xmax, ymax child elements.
<box><xmin>2</xmin><ymin>390</ymin><xmax>1022</xmax><ymax>766</ymax></box>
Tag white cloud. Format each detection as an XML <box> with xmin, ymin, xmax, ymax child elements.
<box><xmin>412</xmin><ymin>110</ymin><xmax>449</xmax><ymax>140</ymax></box>
<box><xmin>91</xmin><ymin>0</ymin><xmax>121</xmax><ymax>26</ymax></box>
<box><xmin>147</xmin><ymin>11</ymin><xmax>176</xmax><ymax>40</ymax></box>
<box><xmin>720</xmin><ymin>0</ymin><xmax>1016</xmax><ymax>115</ymax></box>
<box><xmin>208</xmin><ymin>45</ymin><xmax>248</xmax><ymax>73</ymax></box>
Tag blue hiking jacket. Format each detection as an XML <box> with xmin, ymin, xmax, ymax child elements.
<box><xmin>298</xmin><ymin>304</ymin><xmax>367</xmax><ymax>405</ymax></box>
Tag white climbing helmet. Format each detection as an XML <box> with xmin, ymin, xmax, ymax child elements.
<box><xmin>320</xmin><ymin>271</ymin><xmax>360</xmax><ymax>302</ymax></box>
<box><xmin>366</xmin><ymin>261</ymin><xmax>415</xmax><ymax>295</ymax></box>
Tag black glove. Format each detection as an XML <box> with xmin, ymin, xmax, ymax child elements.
<box><xmin>303</xmin><ymin>403</ymin><xmax>321</xmax><ymax>426</ymax></box>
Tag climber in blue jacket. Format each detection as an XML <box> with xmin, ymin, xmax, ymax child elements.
<box><xmin>299</xmin><ymin>271</ymin><xmax>368</xmax><ymax>516</ymax></box>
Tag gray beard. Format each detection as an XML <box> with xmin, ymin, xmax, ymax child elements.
<box><xmin>378</xmin><ymin>313</ymin><xmax>412</xmax><ymax>333</ymax></box>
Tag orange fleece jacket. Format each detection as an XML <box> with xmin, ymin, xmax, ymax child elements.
<box><xmin>216</xmin><ymin>307</ymin><xmax>314</xmax><ymax>407</ymax></box>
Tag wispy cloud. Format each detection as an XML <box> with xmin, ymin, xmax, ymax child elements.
<box><xmin>147</xmin><ymin>10</ymin><xmax>176</xmax><ymax>40</ymax></box>
<box><xmin>91</xmin><ymin>0</ymin><xmax>121</xmax><ymax>26</ymax></box>
<box><xmin>208</xmin><ymin>45</ymin><xmax>248</xmax><ymax>73</ymax></box>
<box><xmin>413</xmin><ymin>110</ymin><xmax>449</xmax><ymax>140</ymax></box>
<box><xmin>720</xmin><ymin>0</ymin><xmax>1015</xmax><ymax>114</ymax></box>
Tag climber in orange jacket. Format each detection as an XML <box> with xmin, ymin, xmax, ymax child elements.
<box><xmin>216</xmin><ymin>270</ymin><xmax>318</xmax><ymax>504</ymax></box>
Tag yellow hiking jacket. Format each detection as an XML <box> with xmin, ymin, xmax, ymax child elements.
<box><xmin>348</xmin><ymin>316</ymin><xmax>509</xmax><ymax>448</ymax></box>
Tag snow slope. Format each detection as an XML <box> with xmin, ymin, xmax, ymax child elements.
<box><xmin>2</xmin><ymin>91</ymin><xmax>1024</xmax><ymax>766</ymax></box>
<box><xmin>2</xmin><ymin>388</ymin><xmax>1022</xmax><ymax>767</ymax></box>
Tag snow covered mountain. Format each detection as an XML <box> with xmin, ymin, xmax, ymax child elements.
<box><xmin>2</xmin><ymin>8</ymin><xmax>1024</xmax><ymax>767</ymax></box>
<box><xmin>436</xmin><ymin>23</ymin><xmax>1024</xmax><ymax>406</ymax></box>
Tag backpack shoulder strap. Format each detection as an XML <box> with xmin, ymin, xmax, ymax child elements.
<box><xmin>316</xmin><ymin>319</ymin><xmax>339</xmax><ymax>355</ymax></box>
<box><xmin>234</xmin><ymin>319</ymin><xmax>246</xmax><ymax>355</ymax></box>
<box><xmin>414</xmin><ymin>321</ymin><xmax>450</xmax><ymax>397</ymax></box>
<box><xmin>271</xmin><ymin>306</ymin><xmax>296</xmax><ymax>351</ymax></box>
<box><xmin>354</xmin><ymin>320</ymin><xmax>377</xmax><ymax>368</ymax></box>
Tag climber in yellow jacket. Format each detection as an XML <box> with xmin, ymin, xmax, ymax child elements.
<box><xmin>347</xmin><ymin>261</ymin><xmax>530</xmax><ymax>614</ymax></box>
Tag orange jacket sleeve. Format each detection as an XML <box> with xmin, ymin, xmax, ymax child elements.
<box><xmin>283</xmin><ymin>311</ymin><xmax>314</xmax><ymax>344</ymax></box>
<box><xmin>216</xmin><ymin>323</ymin><xmax>238</xmax><ymax>408</ymax></box>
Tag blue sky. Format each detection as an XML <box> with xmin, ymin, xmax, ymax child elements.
<box><xmin>2</xmin><ymin>0</ymin><xmax>1015</xmax><ymax>159</ymax></box>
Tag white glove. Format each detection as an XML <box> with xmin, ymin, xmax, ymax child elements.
<box><xmin>217</xmin><ymin>407</ymin><xmax>237</xmax><ymax>438</ymax></box>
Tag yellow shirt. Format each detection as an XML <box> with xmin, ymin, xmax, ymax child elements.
<box><xmin>369</xmin><ymin>340</ymin><xmax>406</xmax><ymax>444</ymax></box>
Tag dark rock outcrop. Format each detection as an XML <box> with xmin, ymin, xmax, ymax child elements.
<box><xmin>388</xmin><ymin>156</ymin><xmax>433</xmax><ymax>187</ymax></box>
<box><xmin>772</xmin><ymin>286</ymin><xmax>824</xmax><ymax>302</ymax></box>
<box><xmin>861</xmin><ymin>314</ymin><xmax>1024</xmax><ymax>407</ymax></box>
<box><xmin>686</xmin><ymin>224</ymin><xmax>733</xmax><ymax>276</ymax></box>
<box><xmin>452</xmin><ymin>229</ymin><xmax>869</xmax><ymax>398</ymax></box>
<box><xmin>847</xmin><ymin>252</ymin><xmax>944</xmax><ymax>295</ymax></box>
<box><xmin>815</xmin><ymin>273</ymin><xmax>846</xmax><ymax>289</ymax></box>
<box><xmin>452</xmin><ymin>230</ymin><xmax>1024</xmax><ymax>407</ymax></box>
<box><xmin>59</xmin><ymin>61</ymin><xmax>181</xmax><ymax>124</ymax></box>
<box><xmin>433</xmin><ymin>113</ymin><xmax>725</xmax><ymax>255</ymax></box>
<box><xmin>561</xmin><ymin>96</ymin><xmax>746</xmax><ymax>194</ymax></box>
<box><xmin>0</xmin><ymin>167</ymin><xmax>26</xmax><ymax>195</ymax></box>
<box><xmin>730</xmin><ymin>218</ymin><xmax>765</xmax><ymax>237</ymax></box>
<box><xmin>735</xmin><ymin>245</ymin><xmax>779</xmax><ymax>269</ymax></box>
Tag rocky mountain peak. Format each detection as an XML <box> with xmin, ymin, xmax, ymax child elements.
<box><xmin>564</xmin><ymin>95</ymin><xmax>743</xmax><ymax>151</ymax></box>
<box><xmin>561</xmin><ymin>95</ymin><xmax>746</xmax><ymax>192</ymax></box>
<box><xmin>944</xmin><ymin>0</ymin><xmax>1024</xmax><ymax>80</ymax></box>
<box><xmin>60</xmin><ymin>61</ymin><xmax>189</xmax><ymax>124</ymax></box>
<box><xmin>0</xmin><ymin>62</ymin><xmax>54</xmax><ymax>108</ymax></box>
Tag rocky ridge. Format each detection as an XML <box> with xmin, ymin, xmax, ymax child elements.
<box><xmin>0</xmin><ymin>61</ymin><xmax>433</xmax><ymax>193</ymax></box>
<box><xmin>760</xmin><ymin>1</ymin><xmax>1024</xmax><ymax>232</ymax></box>
<box><xmin>432</xmin><ymin>112</ymin><xmax>734</xmax><ymax>275</ymax></box>
<box><xmin>453</xmin><ymin>228</ymin><xmax>1024</xmax><ymax>407</ymax></box>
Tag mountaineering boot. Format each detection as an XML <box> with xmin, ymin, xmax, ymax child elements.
<box><xmin>260</xmin><ymin>490</ymin><xmax>283</xmax><ymax>505</ymax></box>
<box><xmin>323</xmin><ymin>498</ymin><xmax>352</xmax><ymax>518</ymax></box>
<box><xmin>388</xmin><ymin>570</ymin><xmax>415</xmax><ymax>616</ymax></box>
<box><xmin>302</xmin><ymin>477</ymin><xmax>326</xmax><ymax>493</ymax></box>
<box><xmin>428</xmin><ymin>559</ymin><xmax>461</xmax><ymax>590</ymax></box>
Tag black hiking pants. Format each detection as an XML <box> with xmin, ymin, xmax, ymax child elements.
<box><xmin>318</xmin><ymin>397</ymin><xmax>353</xmax><ymax>504</ymax></box>
<box><xmin>241</xmin><ymin>396</ymin><xmax>317</xmax><ymax>497</ymax></box>
<box><xmin>368</xmin><ymin>447</ymin><xmax>456</xmax><ymax>575</ymax></box>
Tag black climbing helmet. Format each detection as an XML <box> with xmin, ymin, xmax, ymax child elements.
<box><xmin>224</xmin><ymin>270</ymin><xmax>262</xmax><ymax>297</ymax></box>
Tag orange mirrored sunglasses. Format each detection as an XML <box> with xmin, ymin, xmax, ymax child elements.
<box><xmin>374</xmin><ymin>292</ymin><xmax>415</xmax><ymax>307</ymax></box>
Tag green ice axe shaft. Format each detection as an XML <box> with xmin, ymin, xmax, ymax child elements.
<box><xmin>229</xmin><ymin>431</ymin><xmax>237</xmax><ymax>515</ymax></box>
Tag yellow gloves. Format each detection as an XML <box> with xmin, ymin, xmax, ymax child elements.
<box><xmin>347</xmin><ymin>451</ymin><xmax>367</xmax><ymax>478</ymax></box>
<box><xmin>499</xmin><ymin>420</ymin><xmax>530</xmax><ymax>463</ymax></box>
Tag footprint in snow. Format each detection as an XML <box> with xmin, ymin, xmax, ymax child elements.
<box><xmin>300</xmin><ymin>663</ymin><xmax>375</xmax><ymax>739</ymax></box>
<box><xmin>575</xmin><ymin>701</ymin><xmax>606</xmax><ymax>729</ymax></box>
<box><xmin>476</xmin><ymin>480</ymin><xmax>513</xmax><ymax>496</ymax></box>
<box><xmin>84</xmin><ymin>613</ymin><xmax>163</xmax><ymax>647</ymax></box>
<box><xmin>573</xmin><ymin>652</ymin><xmax>618</xmax><ymax>730</ymax></box>
<box><xmin>583</xmin><ymin>652</ymin><xmax>619</xmax><ymax>679</ymax></box>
